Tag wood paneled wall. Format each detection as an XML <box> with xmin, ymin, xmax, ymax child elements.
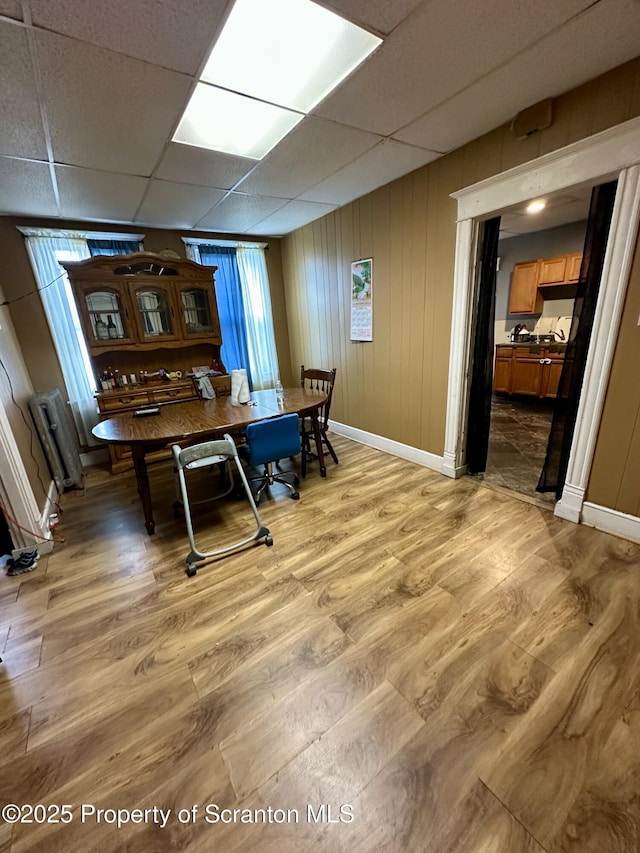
<box><xmin>283</xmin><ymin>155</ymin><xmax>463</xmax><ymax>455</ymax></box>
<box><xmin>281</xmin><ymin>58</ymin><xmax>640</xmax><ymax>503</ymax></box>
<box><xmin>586</xmin><ymin>229</ymin><xmax>640</xmax><ymax>515</ymax></box>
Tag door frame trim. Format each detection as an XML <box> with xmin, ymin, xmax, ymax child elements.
<box><xmin>443</xmin><ymin>116</ymin><xmax>640</xmax><ymax>525</ymax></box>
<box><xmin>0</xmin><ymin>393</ymin><xmax>52</xmax><ymax>552</ymax></box>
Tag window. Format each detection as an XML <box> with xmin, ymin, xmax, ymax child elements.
<box><xmin>20</xmin><ymin>229</ymin><xmax>143</xmax><ymax>446</ymax></box>
<box><xmin>184</xmin><ymin>240</ymin><xmax>280</xmax><ymax>391</ymax></box>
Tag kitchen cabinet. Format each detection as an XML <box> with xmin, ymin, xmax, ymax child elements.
<box><xmin>63</xmin><ymin>252</ymin><xmax>227</xmax><ymax>473</ymax></box>
<box><xmin>509</xmin><ymin>261</ymin><xmax>542</xmax><ymax>314</ymax></box>
<box><xmin>538</xmin><ymin>255</ymin><xmax>567</xmax><ymax>285</ymax></box>
<box><xmin>493</xmin><ymin>345</ymin><xmax>565</xmax><ymax>399</ymax></box>
<box><xmin>509</xmin><ymin>252</ymin><xmax>582</xmax><ymax>313</ymax></box>
<box><xmin>540</xmin><ymin>352</ymin><xmax>565</xmax><ymax>398</ymax></box>
<box><xmin>537</xmin><ymin>251</ymin><xmax>582</xmax><ymax>289</ymax></box>
<box><xmin>493</xmin><ymin>349</ymin><xmax>513</xmax><ymax>393</ymax></box>
<box><xmin>511</xmin><ymin>351</ymin><xmax>544</xmax><ymax>396</ymax></box>
<box><xmin>566</xmin><ymin>252</ymin><xmax>582</xmax><ymax>282</ymax></box>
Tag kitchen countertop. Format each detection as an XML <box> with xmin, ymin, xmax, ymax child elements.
<box><xmin>497</xmin><ymin>342</ymin><xmax>568</xmax><ymax>352</ymax></box>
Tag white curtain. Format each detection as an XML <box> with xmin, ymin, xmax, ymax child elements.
<box><xmin>236</xmin><ymin>246</ymin><xmax>280</xmax><ymax>390</ymax></box>
<box><xmin>24</xmin><ymin>235</ymin><xmax>99</xmax><ymax>446</ymax></box>
<box><xmin>184</xmin><ymin>243</ymin><xmax>200</xmax><ymax>263</ymax></box>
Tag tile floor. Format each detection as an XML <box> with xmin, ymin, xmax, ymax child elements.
<box><xmin>479</xmin><ymin>395</ymin><xmax>556</xmax><ymax>508</ymax></box>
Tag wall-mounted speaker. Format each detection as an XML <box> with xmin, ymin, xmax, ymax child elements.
<box><xmin>511</xmin><ymin>98</ymin><xmax>553</xmax><ymax>139</ymax></box>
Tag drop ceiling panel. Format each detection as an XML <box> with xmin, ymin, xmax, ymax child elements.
<box><xmin>0</xmin><ymin>1</ymin><xmax>22</xmax><ymax>20</ymax></box>
<box><xmin>236</xmin><ymin>116</ymin><xmax>382</xmax><ymax>198</ymax></box>
<box><xmin>1</xmin><ymin>0</ymin><xmax>638</xmax><ymax>236</ymax></box>
<box><xmin>195</xmin><ymin>193</ymin><xmax>288</xmax><ymax>233</ymax></box>
<box><xmin>308</xmin><ymin>0</ymin><xmax>423</xmax><ymax>36</ymax></box>
<box><xmin>135</xmin><ymin>180</ymin><xmax>227</xmax><ymax>228</ymax></box>
<box><xmin>299</xmin><ymin>139</ymin><xmax>440</xmax><ymax>206</ymax></box>
<box><xmin>36</xmin><ymin>29</ymin><xmax>191</xmax><ymax>175</ymax></box>
<box><xmin>501</xmin><ymin>200</ymin><xmax>590</xmax><ymax>235</ymax></box>
<box><xmin>0</xmin><ymin>24</ymin><xmax>48</xmax><ymax>159</ymax></box>
<box><xmin>155</xmin><ymin>143</ymin><xmax>256</xmax><ymax>190</ymax></box>
<box><xmin>0</xmin><ymin>156</ymin><xmax>58</xmax><ymax>216</ymax></box>
<box><xmin>316</xmin><ymin>0</ymin><xmax>597</xmax><ymax>137</ymax></box>
<box><xmin>395</xmin><ymin>0</ymin><xmax>640</xmax><ymax>153</ymax></box>
<box><xmin>56</xmin><ymin>165</ymin><xmax>148</xmax><ymax>222</ymax></box>
<box><xmin>251</xmin><ymin>199</ymin><xmax>339</xmax><ymax>235</ymax></box>
<box><xmin>29</xmin><ymin>0</ymin><xmax>228</xmax><ymax>75</ymax></box>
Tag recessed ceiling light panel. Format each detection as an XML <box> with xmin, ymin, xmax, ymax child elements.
<box><xmin>173</xmin><ymin>83</ymin><xmax>304</xmax><ymax>160</ymax></box>
<box><xmin>201</xmin><ymin>0</ymin><xmax>382</xmax><ymax>113</ymax></box>
<box><xmin>526</xmin><ymin>200</ymin><xmax>546</xmax><ymax>214</ymax></box>
<box><xmin>173</xmin><ymin>0</ymin><xmax>381</xmax><ymax>159</ymax></box>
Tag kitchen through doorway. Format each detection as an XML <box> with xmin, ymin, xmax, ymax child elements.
<box><xmin>481</xmin><ymin>214</ymin><xmax>588</xmax><ymax>506</ymax></box>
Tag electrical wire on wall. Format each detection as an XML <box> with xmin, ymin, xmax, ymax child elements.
<box><xmin>0</xmin><ymin>497</ymin><xmax>64</xmax><ymax>545</ymax></box>
<box><xmin>0</xmin><ymin>269</ymin><xmax>66</xmax><ymax>308</ymax></box>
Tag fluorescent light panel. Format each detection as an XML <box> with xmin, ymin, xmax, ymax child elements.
<box><xmin>173</xmin><ymin>0</ymin><xmax>382</xmax><ymax>159</ymax></box>
<box><xmin>174</xmin><ymin>85</ymin><xmax>304</xmax><ymax>160</ymax></box>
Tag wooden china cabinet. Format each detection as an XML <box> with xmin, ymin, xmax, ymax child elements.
<box><xmin>63</xmin><ymin>252</ymin><xmax>230</xmax><ymax>473</ymax></box>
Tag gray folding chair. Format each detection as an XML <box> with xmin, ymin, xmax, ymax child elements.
<box><xmin>172</xmin><ymin>433</ymin><xmax>272</xmax><ymax>577</ymax></box>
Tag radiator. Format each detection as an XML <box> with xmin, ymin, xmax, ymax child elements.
<box><xmin>29</xmin><ymin>389</ymin><xmax>83</xmax><ymax>491</ymax></box>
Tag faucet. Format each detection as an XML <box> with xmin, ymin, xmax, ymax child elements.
<box><xmin>552</xmin><ymin>329</ymin><xmax>566</xmax><ymax>341</ymax></box>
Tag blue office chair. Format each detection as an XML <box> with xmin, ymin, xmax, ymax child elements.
<box><xmin>241</xmin><ymin>413</ymin><xmax>301</xmax><ymax>504</ymax></box>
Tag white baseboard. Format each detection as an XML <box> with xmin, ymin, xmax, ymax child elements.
<box><xmin>554</xmin><ymin>483</ymin><xmax>585</xmax><ymax>523</ymax></box>
<box><xmin>581</xmin><ymin>502</ymin><xmax>640</xmax><ymax>544</ymax></box>
<box><xmin>441</xmin><ymin>453</ymin><xmax>468</xmax><ymax>479</ymax></box>
<box><xmin>36</xmin><ymin>479</ymin><xmax>57</xmax><ymax>555</ymax></box>
<box><xmin>329</xmin><ymin>420</ymin><xmax>444</xmax><ymax>473</ymax></box>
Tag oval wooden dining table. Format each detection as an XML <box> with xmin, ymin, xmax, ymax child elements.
<box><xmin>92</xmin><ymin>387</ymin><xmax>328</xmax><ymax>534</ymax></box>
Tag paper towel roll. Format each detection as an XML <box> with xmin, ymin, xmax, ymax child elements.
<box><xmin>230</xmin><ymin>369</ymin><xmax>250</xmax><ymax>405</ymax></box>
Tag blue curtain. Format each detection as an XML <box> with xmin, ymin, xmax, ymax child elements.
<box><xmin>199</xmin><ymin>245</ymin><xmax>252</xmax><ymax>385</ymax></box>
<box><xmin>87</xmin><ymin>239</ymin><xmax>142</xmax><ymax>256</ymax></box>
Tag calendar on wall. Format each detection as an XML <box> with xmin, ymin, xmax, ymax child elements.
<box><xmin>350</xmin><ymin>258</ymin><xmax>373</xmax><ymax>341</ymax></box>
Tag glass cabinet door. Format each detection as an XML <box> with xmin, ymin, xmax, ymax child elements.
<box><xmin>131</xmin><ymin>283</ymin><xmax>178</xmax><ymax>341</ymax></box>
<box><xmin>79</xmin><ymin>285</ymin><xmax>135</xmax><ymax>347</ymax></box>
<box><xmin>177</xmin><ymin>283</ymin><xmax>222</xmax><ymax>342</ymax></box>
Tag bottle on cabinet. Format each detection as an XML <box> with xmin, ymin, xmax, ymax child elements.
<box><xmin>95</xmin><ymin>314</ymin><xmax>109</xmax><ymax>340</ymax></box>
<box><xmin>106</xmin><ymin>315</ymin><xmax>118</xmax><ymax>338</ymax></box>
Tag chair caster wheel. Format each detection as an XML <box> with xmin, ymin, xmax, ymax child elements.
<box><xmin>186</xmin><ymin>564</ymin><xmax>197</xmax><ymax>577</ymax></box>
<box><xmin>265</xmin><ymin>534</ymin><xmax>274</xmax><ymax>546</ymax></box>
<box><xmin>291</xmin><ymin>491</ymin><xmax>300</xmax><ymax>500</ymax></box>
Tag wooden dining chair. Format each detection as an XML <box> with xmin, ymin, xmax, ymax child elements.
<box><xmin>300</xmin><ymin>365</ymin><xmax>338</xmax><ymax>477</ymax></box>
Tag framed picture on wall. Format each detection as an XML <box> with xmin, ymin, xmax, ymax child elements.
<box><xmin>350</xmin><ymin>258</ymin><xmax>373</xmax><ymax>341</ymax></box>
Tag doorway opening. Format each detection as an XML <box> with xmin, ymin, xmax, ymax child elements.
<box><xmin>444</xmin><ymin>122</ymin><xmax>640</xmax><ymax>529</ymax></box>
<box><xmin>483</xmin><ymin>211</ymin><xmax>589</xmax><ymax>507</ymax></box>
<box><xmin>467</xmin><ymin>181</ymin><xmax>618</xmax><ymax>508</ymax></box>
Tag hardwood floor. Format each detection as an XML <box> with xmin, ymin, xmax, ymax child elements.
<box><xmin>1</xmin><ymin>435</ymin><xmax>640</xmax><ymax>852</ymax></box>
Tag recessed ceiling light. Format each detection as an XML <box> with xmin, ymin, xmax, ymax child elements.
<box><xmin>173</xmin><ymin>0</ymin><xmax>382</xmax><ymax>158</ymax></box>
<box><xmin>526</xmin><ymin>200</ymin><xmax>546</xmax><ymax>214</ymax></box>
<box><xmin>173</xmin><ymin>84</ymin><xmax>304</xmax><ymax>160</ymax></box>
